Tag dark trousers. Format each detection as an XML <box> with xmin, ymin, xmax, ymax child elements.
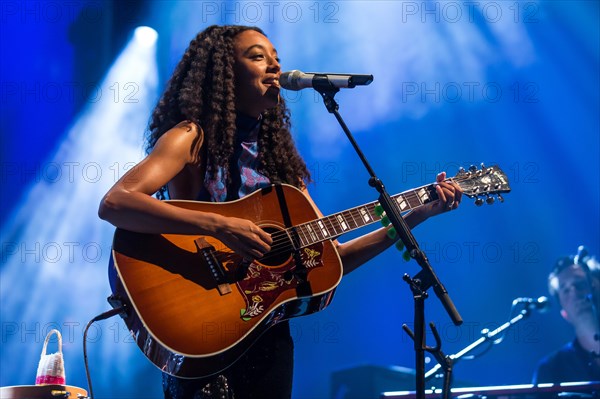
<box><xmin>163</xmin><ymin>322</ymin><xmax>294</xmax><ymax>399</ymax></box>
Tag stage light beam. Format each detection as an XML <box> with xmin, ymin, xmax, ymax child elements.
<box><xmin>0</xmin><ymin>29</ymin><xmax>161</xmax><ymax>395</ymax></box>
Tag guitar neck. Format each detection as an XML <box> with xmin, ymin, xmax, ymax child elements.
<box><xmin>289</xmin><ymin>183</ymin><xmax>439</xmax><ymax>249</ymax></box>
<box><xmin>282</xmin><ymin>163</ymin><xmax>511</xmax><ymax>249</ymax></box>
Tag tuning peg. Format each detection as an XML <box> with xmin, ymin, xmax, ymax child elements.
<box><xmin>475</xmin><ymin>197</ymin><xmax>484</xmax><ymax>206</ymax></box>
<box><xmin>497</xmin><ymin>194</ymin><xmax>504</xmax><ymax>203</ymax></box>
<box><xmin>469</xmin><ymin>165</ymin><xmax>477</xmax><ymax>172</ymax></box>
<box><xmin>480</xmin><ymin>162</ymin><xmax>486</xmax><ymax>170</ymax></box>
<box><xmin>486</xmin><ymin>195</ymin><xmax>495</xmax><ymax>205</ymax></box>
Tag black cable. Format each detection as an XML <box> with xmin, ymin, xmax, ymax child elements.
<box><xmin>83</xmin><ymin>307</ymin><xmax>126</xmax><ymax>399</ymax></box>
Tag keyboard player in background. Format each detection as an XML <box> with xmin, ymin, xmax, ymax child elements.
<box><xmin>533</xmin><ymin>246</ymin><xmax>600</xmax><ymax>383</ymax></box>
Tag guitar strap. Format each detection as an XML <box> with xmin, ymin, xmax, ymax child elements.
<box><xmin>273</xmin><ymin>184</ymin><xmax>313</xmax><ymax>298</ymax></box>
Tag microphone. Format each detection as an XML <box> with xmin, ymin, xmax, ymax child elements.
<box><xmin>512</xmin><ymin>296</ymin><xmax>551</xmax><ymax>313</ymax></box>
<box><xmin>279</xmin><ymin>70</ymin><xmax>373</xmax><ymax>91</ymax></box>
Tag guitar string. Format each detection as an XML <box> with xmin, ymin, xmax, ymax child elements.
<box><xmin>231</xmin><ymin>176</ymin><xmax>477</xmax><ymax>261</ymax></box>
<box><xmin>268</xmin><ymin>172</ymin><xmax>498</xmax><ymax>258</ymax></box>
<box><xmin>213</xmin><ymin>183</ymin><xmax>432</xmax><ymax>263</ymax></box>
<box><xmin>212</xmin><ymin>173</ymin><xmax>499</xmax><ymax>264</ymax></box>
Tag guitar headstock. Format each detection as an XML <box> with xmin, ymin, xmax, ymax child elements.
<box><xmin>454</xmin><ymin>164</ymin><xmax>511</xmax><ymax>206</ymax></box>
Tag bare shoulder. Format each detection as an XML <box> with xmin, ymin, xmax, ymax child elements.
<box><xmin>152</xmin><ymin>121</ymin><xmax>204</xmax><ymax>164</ymax></box>
<box><xmin>158</xmin><ymin>120</ymin><xmax>202</xmax><ymax>146</ymax></box>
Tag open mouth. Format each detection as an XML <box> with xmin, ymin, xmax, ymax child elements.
<box><xmin>264</xmin><ymin>78</ymin><xmax>280</xmax><ymax>88</ymax></box>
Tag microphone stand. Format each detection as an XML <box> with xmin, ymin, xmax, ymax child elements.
<box><xmin>312</xmin><ymin>75</ymin><xmax>462</xmax><ymax>399</ymax></box>
<box><xmin>424</xmin><ymin>306</ymin><xmax>536</xmax><ymax>383</ymax></box>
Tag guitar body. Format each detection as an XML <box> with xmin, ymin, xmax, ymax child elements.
<box><xmin>110</xmin><ymin>184</ymin><xmax>342</xmax><ymax>378</ymax></box>
<box><xmin>108</xmin><ymin>165</ymin><xmax>511</xmax><ymax>378</ymax></box>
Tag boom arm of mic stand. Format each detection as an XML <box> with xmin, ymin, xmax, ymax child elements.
<box><xmin>425</xmin><ymin>309</ymin><xmax>532</xmax><ymax>380</ymax></box>
<box><xmin>378</xmin><ymin>191</ymin><xmax>463</xmax><ymax>326</ymax></box>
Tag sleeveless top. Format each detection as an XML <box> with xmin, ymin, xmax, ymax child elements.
<box><xmin>162</xmin><ymin>114</ymin><xmax>295</xmax><ymax>398</ymax></box>
<box><xmin>198</xmin><ymin>113</ymin><xmax>271</xmax><ymax>202</ymax></box>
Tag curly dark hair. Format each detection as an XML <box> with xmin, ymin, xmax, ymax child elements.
<box><xmin>146</xmin><ymin>25</ymin><xmax>310</xmax><ymax>199</ymax></box>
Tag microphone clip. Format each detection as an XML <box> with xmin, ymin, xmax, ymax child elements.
<box><xmin>313</xmin><ymin>74</ymin><xmax>340</xmax><ymax>99</ymax></box>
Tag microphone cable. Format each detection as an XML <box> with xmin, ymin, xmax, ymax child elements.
<box><xmin>83</xmin><ymin>305</ymin><xmax>127</xmax><ymax>399</ymax></box>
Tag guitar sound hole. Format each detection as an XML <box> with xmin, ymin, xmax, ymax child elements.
<box><xmin>261</xmin><ymin>226</ymin><xmax>293</xmax><ymax>267</ymax></box>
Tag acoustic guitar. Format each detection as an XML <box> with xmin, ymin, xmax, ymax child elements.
<box><xmin>108</xmin><ymin>165</ymin><xmax>510</xmax><ymax>378</ymax></box>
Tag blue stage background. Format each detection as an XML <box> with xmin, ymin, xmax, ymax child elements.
<box><xmin>1</xmin><ymin>1</ymin><xmax>598</xmax><ymax>398</ymax></box>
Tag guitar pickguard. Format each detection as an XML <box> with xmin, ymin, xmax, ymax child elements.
<box><xmin>237</xmin><ymin>243</ymin><xmax>324</xmax><ymax>320</ymax></box>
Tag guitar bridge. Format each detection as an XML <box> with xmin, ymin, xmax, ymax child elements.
<box><xmin>194</xmin><ymin>237</ymin><xmax>231</xmax><ymax>296</ymax></box>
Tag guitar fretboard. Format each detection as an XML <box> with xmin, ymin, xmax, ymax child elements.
<box><xmin>288</xmin><ymin>184</ymin><xmax>438</xmax><ymax>249</ymax></box>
